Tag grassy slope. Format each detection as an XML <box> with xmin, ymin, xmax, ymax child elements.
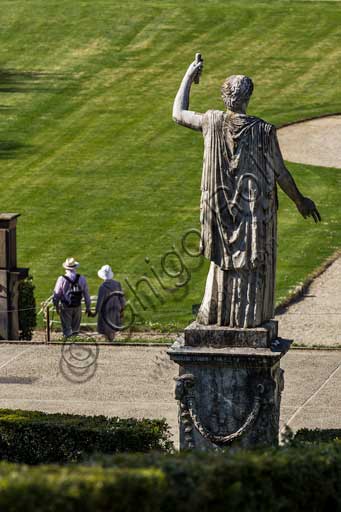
<box><xmin>0</xmin><ymin>0</ymin><xmax>340</xmax><ymax>327</ymax></box>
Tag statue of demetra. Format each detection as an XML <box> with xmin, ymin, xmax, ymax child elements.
<box><xmin>173</xmin><ymin>54</ymin><xmax>321</xmax><ymax>329</ymax></box>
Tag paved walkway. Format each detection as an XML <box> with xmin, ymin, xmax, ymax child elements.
<box><xmin>276</xmin><ymin>114</ymin><xmax>341</xmax><ymax>347</ymax></box>
<box><xmin>278</xmin><ymin>115</ymin><xmax>341</xmax><ymax>168</ymax></box>
<box><xmin>275</xmin><ymin>256</ymin><xmax>341</xmax><ymax>347</ymax></box>
<box><xmin>0</xmin><ymin>343</ymin><xmax>341</xmax><ymax>445</ymax></box>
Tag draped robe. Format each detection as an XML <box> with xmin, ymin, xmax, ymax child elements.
<box><xmin>197</xmin><ymin>110</ymin><xmax>279</xmax><ymax>328</ymax></box>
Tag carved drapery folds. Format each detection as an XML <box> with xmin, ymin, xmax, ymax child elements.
<box><xmin>198</xmin><ymin>110</ymin><xmax>279</xmax><ymax>327</ymax></box>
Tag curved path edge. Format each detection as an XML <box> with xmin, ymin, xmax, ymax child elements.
<box><xmin>277</xmin><ymin>113</ymin><xmax>341</xmax><ymax>168</ymax></box>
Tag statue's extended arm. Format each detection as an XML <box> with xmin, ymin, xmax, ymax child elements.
<box><xmin>172</xmin><ymin>57</ymin><xmax>204</xmax><ymax>131</ymax></box>
<box><xmin>273</xmin><ymin>132</ymin><xmax>321</xmax><ymax>223</ymax></box>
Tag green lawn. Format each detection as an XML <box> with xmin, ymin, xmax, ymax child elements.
<box><xmin>0</xmin><ymin>0</ymin><xmax>340</xmax><ymax>328</ymax></box>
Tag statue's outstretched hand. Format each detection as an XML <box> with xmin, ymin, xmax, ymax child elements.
<box><xmin>297</xmin><ymin>197</ymin><xmax>321</xmax><ymax>223</ymax></box>
<box><xmin>186</xmin><ymin>56</ymin><xmax>203</xmax><ymax>83</ymax></box>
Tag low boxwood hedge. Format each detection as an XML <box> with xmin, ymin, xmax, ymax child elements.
<box><xmin>1</xmin><ymin>443</ymin><xmax>341</xmax><ymax>510</ymax></box>
<box><xmin>0</xmin><ymin>409</ymin><xmax>172</xmax><ymax>464</ymax></box>
<box><xmin>0</xmin><ymin>462</ymin><xmax>165</xmax><ymax>512</ymax></box>
<box><xmin>293</xmin><ymin>428</ymin><xmax>341</xmax><ymax>444</ymax></box>
<box><xmin>88</xmin><ymin>442</ymin><xmax>341</xmax><ymax>511</ymax></box>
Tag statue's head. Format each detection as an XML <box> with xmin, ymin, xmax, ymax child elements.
<box><xmin>221</xmin><ymin>75</ymin><xmax>254</xmax><ymax>112</ymax></box>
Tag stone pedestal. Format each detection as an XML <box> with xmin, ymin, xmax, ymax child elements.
<box><xmin>168</xmin><ymin>320</ymin><xmax>290</xmax><ymax>450</ymax></box>
<box><xmin>0</xmin><ymin>214</ymin><xmax>29</xmax><ymax>340</ymax></box>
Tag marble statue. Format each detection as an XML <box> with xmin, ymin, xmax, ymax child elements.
<box><xmin>173</xmin><ymin>54</ymin><xmax>321</xmax><ymax>328</ymax></box>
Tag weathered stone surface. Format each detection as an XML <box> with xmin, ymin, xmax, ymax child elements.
<box><xmin>184</xmin><ymin>320</ymin><xmax>278</xmax><ymax>349</ymax></box>
<box><xmin>0</xmin><ymin>214</ymin><xmax>28</xmax><ymax>340</ymax></box>
<box><xmin>169</xmin><ymin>337</ymin><xmax>284</xmax><ymax>367</ymax></box>
<box><xmin>168</xmin><ymin>336</ymin><xmax>288</xmax><ymax>450</ymax></box>
<box><xmin>172</xmin><ymin>56</ymin><xmax>320</xmax><ymax>328</ymax></box>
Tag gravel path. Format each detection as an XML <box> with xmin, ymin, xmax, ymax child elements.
<box><xmin>0</xmin><ymin>344</ymin><xmax>341</xmax><ymax>443</ymax></box>
<box><xmin>277</xmin><ymin>115</ymin><xmax>341</xmax><ymax>168</ymax></box>
<box><xmin>276</xmin><ymin>115</ymin><xmax>341</xmax><ymax>346</ymax></box>
<box><xmin>276</xmin><ymin>256</ymin><xmax>341</xmax><ymax>346</ymax></box>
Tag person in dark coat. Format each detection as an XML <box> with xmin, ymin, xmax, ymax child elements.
<box><xmin>96</xmin><ymin>265</ymin><xmax>125</xmax><ymax>341</ymax></box>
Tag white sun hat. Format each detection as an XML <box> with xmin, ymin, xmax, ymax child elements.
<box><xmin>63</xmin><ymin>257</ymin><xmax>80</xmax><ymax>270</ymax></box>
<box><xmin>98</xmin><ymin>264</ymin><xmax>114</xmax><ymax>280</ymax></box>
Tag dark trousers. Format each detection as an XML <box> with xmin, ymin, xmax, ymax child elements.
<box><xmin>60</xmin><ymin>305</ymin><xmax>82</xmax><ymax>337</ymax></box>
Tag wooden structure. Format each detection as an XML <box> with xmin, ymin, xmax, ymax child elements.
<box><xmin>0</xmin><ymin>214</ymin><xmax>28</xmax><ymax>340</ymax></box>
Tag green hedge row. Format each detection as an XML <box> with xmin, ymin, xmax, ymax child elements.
<box><xmin>90</xmin><ymin>442</ymin><xmax>341</xmax><ymax>512</ymax></box>
<box><xmin>18</xmin><ymin>275</ymin><xmax>37</xmax><ymax>340</ymax></box>
<box><xmin>293</xmin><ymin>428</ymin><xmax>341</xmax><ymax>444</ymax></box>
<box><xmin>0</xmin><ymin>462</ymin><xmax>165</xmax><ymax>512</ymax></box>
<box><xmin>0</xmin><ymin>409</ymin><xmax>172</xmax><ymax>464</ymax></box>
<box><xmin>1</xmin><ymin>443</ymin><xmax>341</xmax><ymax>511</ymax></box>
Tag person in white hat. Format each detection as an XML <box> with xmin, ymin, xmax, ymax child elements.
<box><xmin>95</xmin><ymin>265</ymin><xmax>125</xmax><ymax>341</ymax></box>
<box><xmin>53</xmin><ymin>257</ymin><xmax>92</xmax><ymax>338</ymax></box>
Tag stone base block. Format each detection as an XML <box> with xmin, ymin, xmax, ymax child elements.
<box><xmin>168</xmin><ymin>333</ymin><xmax>289</xmax><ymax>451</ymax></box>
<box><xmin>184</xmin><ymin>320</ymin><xmax>278</xmax><ymax>349</ymax></box>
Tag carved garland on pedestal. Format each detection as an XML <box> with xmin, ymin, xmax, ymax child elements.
<box><xmin>175</xmin><ymin>373</ymin><xmax>265</xmax><ymax>448</ymax></box>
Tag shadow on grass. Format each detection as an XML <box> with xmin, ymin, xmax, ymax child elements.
<box><xmin>0</xmin><ymin>68</ymin><xmax>79</xmax><ymax>94</ymax></box>
<box><xmin>0</xmin><ymin>141</ymin><xmax>34</xmax><ymax>159</ymax></box>
<box><xmin>0</xmin><ymin>68</ymin><xmax>79</xmax><ymax>159</ymax></box>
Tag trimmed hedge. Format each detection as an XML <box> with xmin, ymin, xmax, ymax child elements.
<box><xmin>0</xmin><ymin>462</ymin><xmax>165</xmax><ymax>512</ymax></box>
<box><xmin>294</xmin><ymin>428</ymin><xmax>341</xmax><ymax>444</ymax></box>
<box><xmin>0</xmin><ymin>409</ymin><xmax>172</xmax><ymax>464</ymax></box>
<box><xmin>1</xmin><ymin>443</ymin><xmax>341</xmax><ymax>510</ymax></box>
<box><xmin>18</xmin><ymin>275</ymin><xmax>37</xmax><ymax>340</ymax></box>
<box><xmin>88</xmin><ymin>443</ymin><xmax>341</xmax><ymax>512</ymax></box>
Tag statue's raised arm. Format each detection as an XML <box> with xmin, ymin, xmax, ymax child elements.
<box><xmin>172</xmin><ymin>54</ymin><xmax>204</xmax><ymax>131</ymax></box>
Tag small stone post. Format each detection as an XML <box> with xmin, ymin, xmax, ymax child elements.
<box><xmin>0</xmin><ymin>214</ymin><xmax>29</xmax><ymax>340</ymax></box>
<box><xmin>168</xmin><ymin>321</ymin><xmax>290</xmax><ymax>450</ymax></box>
